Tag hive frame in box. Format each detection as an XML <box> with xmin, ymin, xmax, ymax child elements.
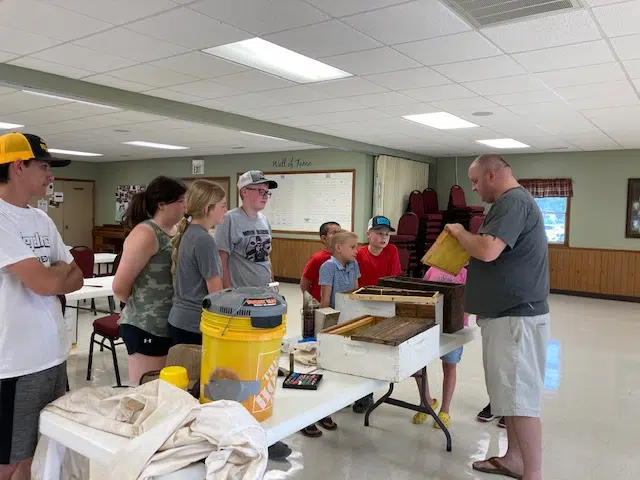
<box><xmin>318</xmin><ymin>287</ymin><xmax>453</xmax><ymax>451</ymax></box>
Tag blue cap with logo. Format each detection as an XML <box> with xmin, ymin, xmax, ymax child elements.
<box><xmin>367</xmin><ymin>215</ymin><xmax>395</xmax><ymax>232</ymax></box>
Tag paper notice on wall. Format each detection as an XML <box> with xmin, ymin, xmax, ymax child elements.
<box><xmin>192</xmin><ymin>158</ymin><xmax>204</xmax><ymax>175</ymax></box>
<box><xmin>37</xmin><ymin>199</ymin><xmax>48</xmax><ymax>212</ymax></box>
<box><xmin>54</xmin><ymin>192</ymin><xmax>64</xmax><ymax>202</ymax></box>
<box><xmin>46</xmin><ymin>183</ymin><xmax>54</xmax><ymax>195</ymax></box>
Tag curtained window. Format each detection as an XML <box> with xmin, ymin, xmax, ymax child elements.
<box><xmin>374</xmin><ymin>155</ymin><xmax>430</xmax><ymax>231</ymax></box>
<box><xmin>519</xmin><ymin>178</ymin><xmax>573</xmax><ymax>245</ymax></box>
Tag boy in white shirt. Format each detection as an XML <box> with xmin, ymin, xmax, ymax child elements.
<box><xmin>0</xmin><ymin>132</ymin><xmax>83</xmax><ymax>479</ymax></box>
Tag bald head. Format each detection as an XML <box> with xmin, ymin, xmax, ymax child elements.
<box><xmin>473</xmin><ymin>154</ymin><xmax>511</xmax><ymax>173</ymax></box>
<box><xmin>468</xmin><ymin>153</ymin><xmax>518</xmax><ymax>204</ymax></box>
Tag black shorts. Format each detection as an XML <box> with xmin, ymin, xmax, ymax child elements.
<box><xmin>0</xmin><ymin>362</ymin><xmax>67</xmax><ymax>464</ymax></box>
<box><xmin>168</xmin><ymin>323</ymin><xmax>202</xmax><ymax>346</ymax></box>
<box><xmin>119</xmin><ymin>324</ymin><xmax>172</xmax><ymax>357</ymax></box>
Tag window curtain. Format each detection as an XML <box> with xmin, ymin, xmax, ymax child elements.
<box><xmin>374</xmin><ymin>155</ymin><xmax>430</xmax><ymax>230</ymax></box>
<box><xmin>519</xmin><ymin>178</ymin><xmax>573</xmax><ymax>197</ymax></box>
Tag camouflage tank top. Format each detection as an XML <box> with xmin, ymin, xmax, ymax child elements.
<box><xmin>119</xmin><ymin>220</ymin><xmax>174</xmax><ymax>337</ymax></box>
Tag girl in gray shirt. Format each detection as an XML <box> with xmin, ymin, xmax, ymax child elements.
<box><xmin>168</xmin><ymin>180</ymin><xmax>228</xmax><ymax>345</ymax></box>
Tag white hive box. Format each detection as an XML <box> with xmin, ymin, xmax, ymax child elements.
<box><xmin>318</xmin><ymin>287</ymin><xmax>443</xmax><ymax>382</ymax></box>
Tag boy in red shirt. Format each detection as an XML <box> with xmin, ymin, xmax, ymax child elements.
<box><xmin>300</xmin><ymin>221</ymin><xmax>341</xmax><ymax>302</ymax></box>
<box><xmin>352</xmin><ymin>215</ymin><xmax>403</xmax><ymax>413</ymax></box>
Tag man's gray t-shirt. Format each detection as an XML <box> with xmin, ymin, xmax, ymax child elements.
<box><xmin>465</xmin><ymin>186</ymin><xmax>549</xmax><ymax>318</ymax></box>
<box><xmin>213</xmin><ymin>207</ymin><xmax>272</xmax><ymax>287</ymax></box>
<box><xmin>169</xmin><ymin>224</ymin><xmax>221</xmax><ymax>333</ymax></box>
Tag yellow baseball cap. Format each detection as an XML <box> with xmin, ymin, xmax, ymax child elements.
<box><xmin>0</xmin><ymin>132</ymin><xmax>70</xmax><ymax>167</ymax></box>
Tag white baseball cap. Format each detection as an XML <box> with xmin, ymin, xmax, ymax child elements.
<box><xmin>237</xmin><ymin>170</ymin><xmax>278</xmax><ymax>190</ymax></box>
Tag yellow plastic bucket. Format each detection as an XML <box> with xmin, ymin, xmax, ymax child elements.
<box><xmin>200</xmin><ymin>306</ymin><xmax>286</xmax><ymax>422</ymax></box>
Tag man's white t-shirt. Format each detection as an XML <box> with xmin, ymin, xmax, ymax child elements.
<box><xmin>0</xmin><ymin>198</ymin><xmax>74</xmax><ymax>378</ymax></box>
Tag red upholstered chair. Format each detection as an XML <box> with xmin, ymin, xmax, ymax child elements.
<box><xmin>86</xmin><ymin>313</ymin><xmax>123</xmax><ymax>387</ymax></box>
<box><xmin>408</xmin><ymin>190</ymin><xmax>424</xmax><ymax>215</ymax></box>
<box><xmin>397</xmin><ymin>246</ymin><xmax>410</xmax><ymax>273</ymax></box>
<box><xmin>448</xmin><ymin>185</ymin><xmax>484</xmax><ymax>213</ymax></box>
<box><xmin>422</xmin><ymin>188</ymin><xmax>440</xmax><ymax>214</ymax></box>
<box><xmin>390</xmin><ymin>213</ymin><xmax>419</xmax><ymax>244</ymax></box>
<box><xmin>71</xmin><ymin>246</ymin><xmax>97</xmax><ymax>315</ymax></box>
<box><xmin>469</xmin><ymin>215</ymin><xmax>485</xmax><ymax>234</ymax></box>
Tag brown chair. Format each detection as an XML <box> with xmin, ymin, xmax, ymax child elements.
<box><xmin>71</xmin><ymin>246</ymin><xmax>97</xmax><ymax>315</ymax></box>
<box><xmin>86</xmin><ymin>313</ymin><xmax>123</xmax><ymax>387</ymax></box>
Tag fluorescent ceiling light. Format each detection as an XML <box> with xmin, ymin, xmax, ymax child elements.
<box><xmin>241</xmin><ymin>131</ymin><xmax>287</xmax><ymax>141</ymax></box>
<box><xmin>124</xmin><ymin>141</ymin><xmax>189</xmax><ymax>150</ymax></box>
<box><xmin>202</xmin><ymin>38</ymin><xmax>352</xmax><ymax>84</ymax></box>
<box><xmin>403</xmin><ymin>112</ymin><xmax>478</xmax><ymax>130</ymax></box>
<box><xmin>476</xmin><ymin>138</ymin><xmax>530</xmax><ymax>149</ymax></box>
<box><xmin>0</xmin><ymin>122</ymin><xmax>24</xmax><ymax>129</ymax></box>
<box><xmin>21</xmin><ymin>90</ymin><xmax>118</xmax><ymax>110</ymax></box>
<box><xmin>48</xmin><ymin>148</ymin><xmax>103</xmax><ymax>157</ymax></box>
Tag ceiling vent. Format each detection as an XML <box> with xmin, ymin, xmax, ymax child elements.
<box><xmin>441</xmin><ymin>0</ymin><xmax>581</xmax><ymax>28</ymax></box>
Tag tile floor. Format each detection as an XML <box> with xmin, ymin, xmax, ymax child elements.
<box><xmin>68</xmin><ymin>284</ymin><xmax>640</xmax><ymax>479</ymax></box>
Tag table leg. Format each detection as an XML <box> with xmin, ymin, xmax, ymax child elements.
<box><xmin>364</xmin><ymin>383</ymin><xmax>394</xmax><ymax>427</ymax></box>
<box><xmin>417</xmin><ymin>367</ymin><xmax>452</xmax><ymax>451</ymax></box>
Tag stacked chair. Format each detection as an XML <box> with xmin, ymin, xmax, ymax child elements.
<box><xmin>389</xmin><ymin>212</ymin><xmax>419</xmax><ymax>275</ymax></box>
<box><xmin>469</xmin><ymin>214</ymin><xmax>486</xmax><ymax>234</ymax></box>
<box><xmin>446</xmin><ymin>185</ymin><xmax>485</xmax><ymax>230</ymax></box>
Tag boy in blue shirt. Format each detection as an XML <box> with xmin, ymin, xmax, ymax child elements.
<box><xmin>300</xmin><ymin>230</ymin><xmax>360</xmax><ymax>438</ymax></box>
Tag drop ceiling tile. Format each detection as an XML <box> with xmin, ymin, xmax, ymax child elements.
<box><xmin>0</xmin><ymin>26</ymin><xmax>61</xmax><ymax>55</ymax></box>
<box><xmin>429</xmin><ymin>96</ymin><xmax>499</xmax><ymax>112</ymax></box>
<box><xmin>73</xmin><ymin>28</ymin><xmax>189</xmax><ymax>62</ymax></box>
<box><xmin>279</xmin><ymin>108</ymin><xmax>389</xmax><ymax>127</ymax></box>
<box><xmin>322</xmin><ymin>47</ymin><xmax>420</xmax><ymax>76</ymax></box>
<box><xmin>395</xmin><ymin>31</ymin><xmax>503</xmax><ymax>66</ymax></box>
<box><xmin>365</xmin><ymin>67</ymin><xmax>451</xmax><ymax>90</ymax></box>
<box><xmin>46</xmin><ymin>0</ymin><xmax>177</xmax><ymax>24</ymax></box>
<box><xmin>506</xmin><ymin>101</ymin><xmax>575</xmax><ymax>117</ymax></box>
<box><xmin>167</xmin><ymin>80</ymin><xmax>244</xmax><ymax>98</ymax></box>
<box><xmin>309</xmin><ymin>77</ymin><xmax>388</xmax><ymax>98</ymax></box>
<box><xmin>376</xmin><ymin>103</ymin><xmax>438</xmax><ymax>117</ymax></box>
<box><xmin>610</xmin><ymin>34</ymin><xmax>640</xmax><ymax>60</ymax></box>
<box><xmin>592</xmin><ymin>0</ymin><xmax>640</xmax><ymax>37</ymax></box>
<box><xmin>624</xmin><ymin>59</ymin><xmax>640</xmax><ymax>78</ymax></box>
<box><xmin>482</xmin><ymin>10</ymin><xmax>601</xmax><ymax>53</ymax></box>
<box><xmin>555</xmin><ymin>80</ymin><xmax>636</xmax><ymax>100</ymax></box>
<box><xmin>342</xmin><ymin>1</ymin><xmax>471</xmax><ymax>45</ymax></box>
<box><xmin>126</xmin><ymin>7</ymin><xmax>250</xmax><ymax>50</ymax></box>
<box><xmin>401</xmin><ymin>84</ymin><xmax>476</xmax><ymax>102</ymax></box>
<box><xmin>264</xmin><ymin>20</ymin><xmax>381</xmax><ymax>58</ymax></box>
<box><xmin>31</xmin><ymin>44</ymin><xmax>136</xmax><ymax>73</ymax></box>
<box><xmin>559</xmin><ymin>132</ymin><xmax>621</xmax><ymax>150</ymax></box>
<box><xmin>304</xmin><ymin>0</ymin><xmax>408</xmax><ymax>17</ymax></box>
<box><xmin>512</xmin><ymin>40</ymin><xmax>616</xmax><ymax>73</ymax></box>
<box><xmin>189</xmin><ymin>0</ymin><xmax>330</xmax><ymax>35</ymax></box>
<box><xmin>149</xmin><ymin>52</ymin><xmax>248</xmax><ymax>79</ymax></box>
<box><xmin>434</xmin><ymin>56</ymin><xmax>526</xmax><ymax>82</ymax></box>
<box><xmin>107</xmin><ymin>64</ymin><xmax>199</xmax><ymax>88</ymax></box>
<box><xmin>534</xmin><ymin>63</ymin><xmax>627</xmax><ymax>89</ymax></box>
<box><xmin>83</xmin><ymin>74</ymin><xmax>153</xmax><ymax>92</ymax></box>
<box><xmin>0</xmin><ymin>92</ymin><xmax>73</xmax><ymax>116</ymax></box>
<box><xmin>463</xmin><ymin>75</ymin><xmax>548</xmax><ymax>96</ymax></box>
<box><xmin>0</xmin><ymin>0</ymin><xmax>112</xmax><ymax>41</ymax></box>
<box><xmin>210</xmin><ymin>70</ymin><xmax>295</xmax><ymax>93</ymax></box>
<box><xmin>567</xmin><ymin>91</ymin><xmax>640</xmax><ymax>110</ymax></box>
<box><xmin>488</xmin><ymin>89</ymin><xmax>561</xmax><ymax>106</ymax></box>
<box><xmin>0</xmin><ymin>51</ymin><xmax>18</xmax><ymax>62</ymax></box>
<box><xmin>9</xmin><ymin>57</ymin><xmax>94</xmax><ymax>79</ymax></box>
<box><xmin>584</xmin><ymin>0</ymin><xmax>632</xmax><ymax>5</ymax></box>
<box><xmin>348</xmin><ymin>91</ymin><xmax>417</xmax><ymax>108</ymax></box>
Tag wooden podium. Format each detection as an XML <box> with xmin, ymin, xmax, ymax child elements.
<box><xmin>92</xmin><ymin>225</ymin><xmax>126</xmax><ymax>253</ymax></box>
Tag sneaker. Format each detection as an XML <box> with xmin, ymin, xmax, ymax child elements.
<box><xmin>433</xmin><ymin>411</ymin><xmax>450</xmax><ymax>430</ymax></box>
<box><xmin>268</xmin><ymin>441</ymin><xmax>292</xmax><ymax>461</ymax></box>
<box><xmin>497</xmin><ymin>416</ymin><xmax>506</xmax><ymax>428</ymax></box>
<box><xmin>476</xmin><ymin>404</ymin><xmax>497</xmax><ymax>423</ymax></box>
<box><xmin>412</xmin><ymin>399</ymin><xmax>439</xmax><ymax>424</ymax></box>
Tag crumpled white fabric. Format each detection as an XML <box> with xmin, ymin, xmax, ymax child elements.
<box><xmin>33</xmin><ymin>380</ymin><xmax>268</xmax><ymax>480</ymax></box>
<box><xmin>280</xmin><ymin>341</ymin><xmax>317</xmax><ymax>366</ymax></box>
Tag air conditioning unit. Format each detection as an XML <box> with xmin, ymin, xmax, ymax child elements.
<box><xmin>441</xmin><ymin>0</ymin><xmax>583</xmax><ymax>28</ymax></box>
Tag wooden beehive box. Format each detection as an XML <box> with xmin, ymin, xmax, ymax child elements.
<box><xmin>378</xmin><ymin>276</ymin><xmax>465</xmax><ymax>334</ymax></box>
<box><xmin>317</xmin><ymin>288</ymin><xmax>442</xmax><ymax>382</ymax></box>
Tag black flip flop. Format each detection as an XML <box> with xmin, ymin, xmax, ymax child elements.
<box><xmin>317</xmin><ymin>416</ymin><xmax>338</xmax><ymax>431</ymax></box>
<box><xmin>300</xmin><ymin>425</ymin><xmax>323</xmax><ymax>438</ymax></box>
<box><xmin>472</xmin><ymin>457</ymin><xmax>523</xmax><ymax>479</ymax></box>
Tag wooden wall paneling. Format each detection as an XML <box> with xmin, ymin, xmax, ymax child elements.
<box><xmin>271</xmin><ymin>237</ymin><xmax>323</xmax><ymax>281</ymax></box>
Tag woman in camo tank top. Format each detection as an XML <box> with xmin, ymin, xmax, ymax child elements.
<box><xmin>113</xmin><ymin>176</ymin><xmax>186</xmax><ymax>385</ymax></box>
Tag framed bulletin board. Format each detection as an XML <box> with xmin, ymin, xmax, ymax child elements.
<box><xmin>237</xmin><ymin>170</ymin><xmax>355</xmax><ymax>234</ymax></box>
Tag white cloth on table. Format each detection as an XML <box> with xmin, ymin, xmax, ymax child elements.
<box><xmin>32</xmin><ymin>380</ymin><xmax>268</xmax><ymax>480</ymax></box>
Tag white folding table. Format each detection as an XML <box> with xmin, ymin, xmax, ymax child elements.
<box><xmin>93</xmin><ymin>253</ymin><xmax>117</xmax><ymax>275</ymax></box>
<box><xmin>65</xmin><ymin>276</ymin><xmax>116</xmax><ymax>345</ymax></box>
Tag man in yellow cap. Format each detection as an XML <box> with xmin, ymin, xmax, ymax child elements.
<box><xmin>0</xmin><ymin>132</ymin><xmax>83</xmax><ymax>479</ymax></box>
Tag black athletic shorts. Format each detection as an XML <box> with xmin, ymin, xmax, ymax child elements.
<box><xmin>119</xmin><ymin>324</ymin><xmax>172</xmax><ymax>357</ymax></box>
<box><xmin>168</xmin><ymin>323</ymin><xmax>202</xmax><ymax>346</ymax></box>
<box><xmin>0</xmin><ymin>362</ymin><xmax>67</xmax><ymax>464</ymax></box>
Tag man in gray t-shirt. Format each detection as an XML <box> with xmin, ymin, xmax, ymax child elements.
<box><xmin>214</xmin><ymin>170</ymin><xmax>277</xmax><ymax>288</ymax></box>
<box><xmin>444</xmin><ymin>154</ymin><xmax>550</xmax><ymax>480</ymax></box>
